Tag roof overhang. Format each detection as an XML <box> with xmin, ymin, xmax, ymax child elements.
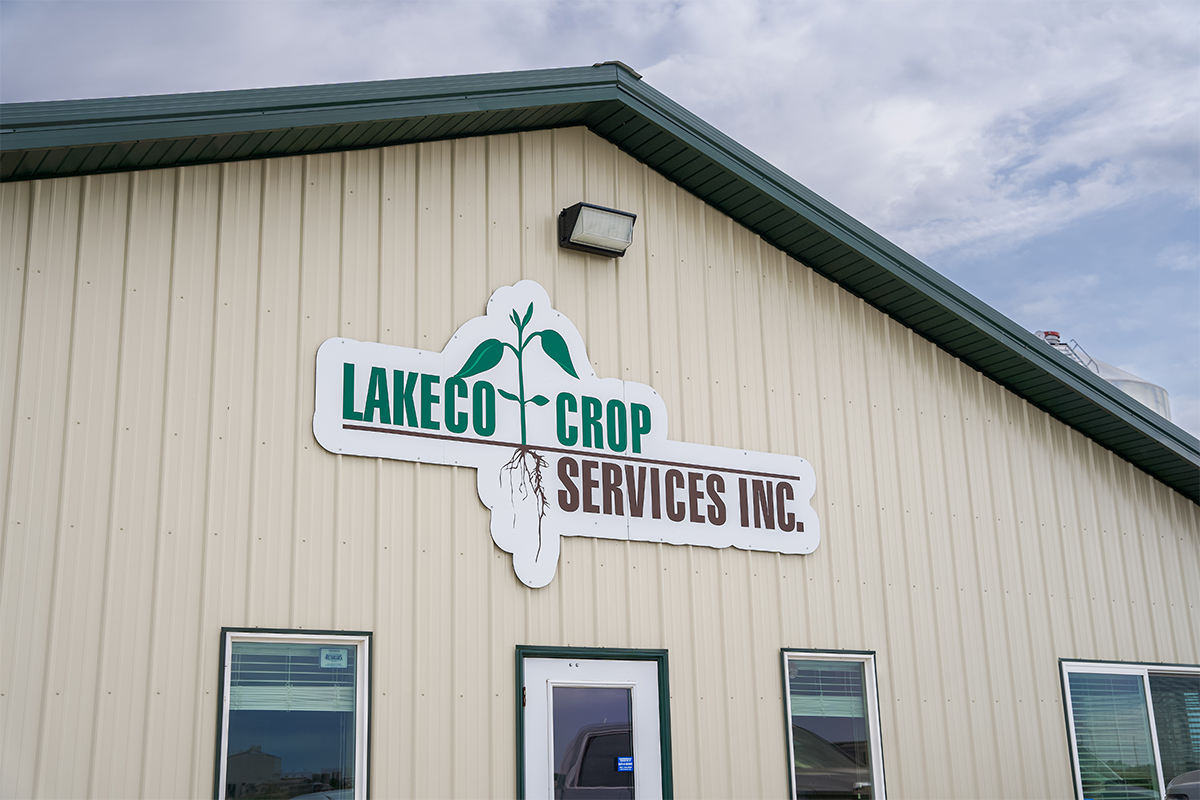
<box><xmin>3</xmin><ymin>63</ymin><xmax>1197</xmax><ymax>502</ymax></box>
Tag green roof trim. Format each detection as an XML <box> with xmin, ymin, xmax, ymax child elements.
<box><xmin>3</xmin><ymin>63</ymin><xmax>1197</xmax><ymax>502</ymax></box>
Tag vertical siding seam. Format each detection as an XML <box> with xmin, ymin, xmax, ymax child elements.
<box><xmin>993</xmin><ymin>381</ymin><xmax>1039</xmax><ymax>798</ymax></box>
<box><xmin>31</xmin><ymin>177</ymin><xmax>86</xmax><ymax>799</ymax></box>
<box><xmin>1125</xmin><ymin>471</ymin><xmax>1154</xmax><ymax>654</ymax></box>
<box><xmin>1164</xmin><ymin>489</ymin><xmax>1199</xmax><ymax>657</ymax></box>
<box><xmin>85</xmin><ymin>170</ymin><xmax>136</xmax><ymax>797</ymax></box>
<box><xmin>0</xmin><ymin>180</ymin><xmax>35</xmax><ymax>581</ymax></box>
<box><xmin>289</xmin><ymin>156</ymin><xmax>310</xmax><ymax>627</ymax></box>
<box><xmin>777</xmin><ymin>250</ymin><xmax>803</xmax><ymax>460</ymax></box>
<box><xmin>371</xmin><ymin>148</ymin><xmax>386</xmax><ymax>799</ymax></box>
<box><xmin>484</xmin><ymin>135</ymin><xmax>496</xmax><ymax>787</ymax></box>
<box><xmin>883</xmin><ymin>322</ymin><xmax>932</xmax><ymax>791</ymax></box>
<box><xmin>1100</xmin><ymin>450</ymin><xmax>1129</xmax><ymax>658</ymax></box>
<box><xmin>448</xmin><ymin>140</ymin><xmax>459</xmax><ymax>799</ymax></box>
<box><xmin>695</xmin><ymin>195</ymin><xmax>717</xmax><ymax>451</ymax></box>
<box><xmin>333</xmin><ymin>153</ymin><xmax>348</xmax><ymax>626</ymax></box>
<box><xmin>637</xmin><ymin>160</ymin><xmax>651</xmax><ymax>398</ymax></box>
<box><xmin>933</xmin><ymin>342</ymin><xmax>982</xmax><ymax>792</ymax></box>
<box><xmin>906</xmin><ymin>332</ymin><xmax>950</xmax><ymax>793</ymax></box>
<box><xmin>0</xmin><ymin>179</ymin><xmax>32</xmax><ymax>792</ymax></box>
<box><xmin>854</xmin><ymin>302</ymin><xmax>878</xmax><ymax>644</ymax></box>
<box><xmin>752</xmin><ymin>238</ymin><xmax>772</xmax><ymax>446</ymax></box>
<box><xmin>518</xmin><ymin>132</ymin><xmax>526</xmax><ymax>284</ymax></box>
<box><xmin>730</xmin><ymin>218</ymin><xmax>748</xmax><ymax>451</ymax></box>
<box><xmin>1</xmin><ymin>184</ymin><xmax>40</xmax><ymax>794</ymax></box>
<box><xmin>607</xmin><ymin>138</ymin><xmax>624</xmax><ymax>386</ymax></box>
<box><xmin>136</xmin><ymin>167</ymin><xmax>184</xmax><ymax>800</ymax></box>
<box><xmin>407</xmin><ymin>146</ymin><xmax>421</xmax><ymax>799</ymax></box>
<box><xmin>1114</xmin><ymin>450</ymin><xmax>1152</xmax><ymax>660</ymax></box>
<box><xmin>683</xmin><ymin>546</ymin><xmax>704</xmax><ymax>792</ymax></box>
<box><xmin>747</xmin><ymin>238</ymin><xmax>772</xmax><ymax>794</ymax></box>
<box><xmin>1042</xmin><ymin>413</ymin><xmax>1078</xmax><ymax>658</ymax></box>
<box><xmin>831</xmin><ymin>292</ymin><xmax>853</xmax><ymax>649</ymax></box>
<box><xmin>189</xmin><ymin>162</ymin><xmax>226</xmax><ymax>798</ymax></box>
<box><xmin>1007</xmin><ymin>391</ymin><xmax>1053</xmax><ymax>783</ymax></box>
<box><xmin>242</xmin><ymin>161</ymin><xmax>268</xmax><ymax>626</ymax></box>
<box><xmin>973</xmin><ymin>373</ymin><xmax>1019</xmax><ymax>798</ymax></box>
<box><xmin>1130</xmin><ymin>474</ymin><xmax>1165</xmax><ymax>658</ymax></box>
<box><xmin>1069</xmin><ymin>432</ymin><xmax>1103</xmax><ymax>655</ymax></box>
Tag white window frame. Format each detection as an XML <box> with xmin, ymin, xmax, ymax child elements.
<box><xmin>516</xmin><ymin>645</ymin><xmax>672</xmax><ymax>799</ymax></box>
<box><xmin>217</xmin><ymin>629</ymin><xmax>371</xmax><ymax>800</ymax></box>
<box><xmin>524</xmin><ymin>657</ymin><xmax>662</xmax><ymax>798</ymax></box>
<box><xmin>1060</xmin><ymin>659</ymin><xmax>1199</xmax><ymax>800</ymax></box>
<box><xmin>781</xmin><ymin>649</ymin><xmax>886</xmax><ymax>800</ymax></box>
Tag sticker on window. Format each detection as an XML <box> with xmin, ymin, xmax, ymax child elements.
<box><xmin>320</xmin><ymin>648</ymin><xmax>348</xmax><ymax>669</ymax></box>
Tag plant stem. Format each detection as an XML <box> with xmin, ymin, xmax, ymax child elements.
<box><xmin>516</xmin><ymin>320</ymin><xmax>528</xmax><ymax>445</ymax></box>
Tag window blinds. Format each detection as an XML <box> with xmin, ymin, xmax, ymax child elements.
<box><xmin>1068</xmin><ymin>672</ymin><xmax>1157</xmax><ymax>792</ymax></box>
<box><xmin>789</xmin><ymin>660</ymin><xmax>866</xmax><ymax>719</ymax></box>
<box><xmin>229</xmin><ymin>642</ymin><xmax>356</xmax><ymax>713</ymax></box>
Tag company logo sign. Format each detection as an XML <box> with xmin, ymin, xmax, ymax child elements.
<box><xmin>314</xmin><ymin>281</ymin><xmax>819</xmax><ymax>587</ymax></box>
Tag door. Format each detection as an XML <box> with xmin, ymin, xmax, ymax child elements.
<box><xmin>523</xmin><ymin>654</ymin><xmax>667</xmax><ymax>799</ymax></box>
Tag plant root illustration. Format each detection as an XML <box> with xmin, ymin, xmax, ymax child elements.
<box><xmin>501</xmin><ymin>446</ymin><xmax>549</xmax><ymax>558</ymax></box>
<box><xmin>454</xmin><ymin>300</ymin><xmax>578</xmax><ymax>563</ymax></box>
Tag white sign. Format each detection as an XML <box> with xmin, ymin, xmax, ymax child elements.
<box><xmin>320</xmin><ymin>648</ymin><xmax>348</xmax><ymax>669</ymax></box>
<box><xmin>314</xmin><ymin>281</ymin><xmax>819</xmax><ymax>588</ymax></box>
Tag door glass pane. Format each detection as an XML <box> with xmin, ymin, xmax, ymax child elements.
<box><xmin>788</xmin><ymin>659</ymin><xmax>873</xmax><ymax>798</ymax></box>
<box><xmin>1149</xmin><ymin>672</ymin><xmax>1200</xmax><ymax>790</ymax></box>
<box><xmin>552</xmin><ymin>686</ymin><xmax>633</xmax><ymax>799</ymax></box>
<box><xmin>1068</xmin><ymin>672</ymin><xmax>1159</xmax><ymax>798</ymax></box>
<box><xmin>225</xmin><ymin>642</ymin><xmax>357</xmax><ymax>799</ymax></box>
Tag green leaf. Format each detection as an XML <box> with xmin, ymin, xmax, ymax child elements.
<box><xmin>521</xmin><ymin>302</ymin><xmax>534</xmax><ymax>328</ymax></box>
<box><xmin>453</xmin><ymin>338</ymin><xmax>504</xmax><ymax>379</ymax></box>
<box><xmin>530</xmin><ymin>395</ymin><xmax>549</xmax><ymax>406</ymax></box>
<box><xmin>498</xmin><ymin>388</ymin><xmax>520</xmax><ymax>402</ymax></box>
<box><xmin>537</xmin><ymin>329</ymin><xmax>578</xmax><ymax>378</ymax></box>
<box><xmin>509</xmin><ymin>310</ymin><xmax>520</xmax><ymax>329</ymax></box>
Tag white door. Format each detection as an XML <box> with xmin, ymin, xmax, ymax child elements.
<box><xmin>524</xmin><ymin>657</ymin><xmax>663</xmax><ymax>799</ymax></box>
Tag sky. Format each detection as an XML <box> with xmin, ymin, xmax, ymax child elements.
<box><xmin>3</xmin><ymin>0</ymin><xmax>1197</xmax><ymax>438</ymax></box>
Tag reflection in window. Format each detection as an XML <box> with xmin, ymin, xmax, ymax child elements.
<box><xmin>221</xmin><ymin>638</ymin><xmax>365</xmax><ymax>800</ymax></box>
<box><xmin>552</xmin><ymin>686</ymin><xmax>634</xmax><ymax>799</ymax></box>
<box><xmin>1149</xmin><ymin>673</ymin><xmax>1200</xmax><ymax>793</ymax></box>
<box><xmin>1068</xmin><ymin>672</ymin><xmax>1159</xmax><ymax>797</ymax></box>
<box><xmin>785</xmin><ymin>655</ymin><xmax>881</xmax><ymax>799</ymax></box>
<box><xmin>1064</xmin><ymin>663</ymin><xmax>1199</xmax><ymax>800</ymax></box>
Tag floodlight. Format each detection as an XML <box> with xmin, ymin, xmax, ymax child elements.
<box><xmin>558</xmin><ymin>202</ymin><xmax>637</xmax><ymax>257</ymax></box>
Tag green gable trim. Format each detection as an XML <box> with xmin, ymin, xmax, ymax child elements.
<box><xmin>3</xmin><ymin>63</ymin><xmax>1197</xmax><ymax>502</ymax></box>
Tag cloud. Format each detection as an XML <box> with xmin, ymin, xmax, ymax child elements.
<box><xmin>1156</xmin><ymin>241</ymin><xmax>1200</xmax><ymax>272</ymax></box>
<box><xmin>639</xmin><ymin>2</ymin><xmax>1199</xmax><ymax>263</ymax></box>
<box><xmin>2</xmin><ymin>0</ymin><xmax>1196</xmax><ymax>435</ymax></box>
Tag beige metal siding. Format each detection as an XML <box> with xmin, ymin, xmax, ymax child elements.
<box><xmin>2</xmin><ymin>128</ymin><xmax>1197</xmax><ymax>799</ymax></box>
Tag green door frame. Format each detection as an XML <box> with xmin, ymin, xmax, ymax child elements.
<box><xmin>515</xmin><ymin>645</ymin><xmax>673</xmax><ymax>799</ymax></box>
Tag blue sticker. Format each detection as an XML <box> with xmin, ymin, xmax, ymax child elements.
<box><xmin>616</xmin><ymin>756</ymin><xmax>633</xmax><ymax>772</ymax></box>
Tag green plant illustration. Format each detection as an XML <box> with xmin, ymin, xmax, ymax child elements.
<box><xmin>453</xmin><ymin>302</ymin><xmax>578</xmax><ymax>558</ymax></box>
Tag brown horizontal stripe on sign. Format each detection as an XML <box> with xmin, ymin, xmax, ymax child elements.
<box><xmin>341</xmin><ymin>422</ymin><xmax>802</xmax><ymax>481</ymax></box>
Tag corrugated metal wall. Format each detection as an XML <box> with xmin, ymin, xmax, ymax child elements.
<box><xmin>2</xmin><ymin>127</ymin><xmax>1197</xmax><ymax>799</ymax></box>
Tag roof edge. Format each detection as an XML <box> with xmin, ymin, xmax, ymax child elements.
<box><xmin>2</xmin><ymin>64</ymin><xmax>1197</xmax><ymax>502</ymax></box>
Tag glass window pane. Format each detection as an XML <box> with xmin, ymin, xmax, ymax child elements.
<box><xmin>552</xmin><ymin>686</ymin><xmax>633</xmax><ymax>799</ymax></box>
<box><xmin>1068</xmin><ymin>672</ymin><xmax>1159</xmax><ymax>798</ymax></box>
<box><xmin>1149</xmin><ymin>672</ymin><xmax>1200</xmax><ymax>789</ymax></box>
<box><xmin>788</xmin><ymin>659</ymin><xmax>873</xmax><ymax>799</ymax></box>
<box><xmin>225</xmin><ymin>642</ymin><xmax>357</xmax><ymax>799</ymax></box>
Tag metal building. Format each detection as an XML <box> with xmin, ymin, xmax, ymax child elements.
<box><xmin>2</xmin><ymin>64</ymin><xmax>1197</xmax><ymax>800</ymax></box>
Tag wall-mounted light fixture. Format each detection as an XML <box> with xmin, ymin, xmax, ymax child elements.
<box><xmin>558</xmin><ymin>202</ymin><xmax>637</xmax><ymax>257</ymax></box>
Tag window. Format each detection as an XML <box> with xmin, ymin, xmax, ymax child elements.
<box><xmin>1061</xmin><ymin>660</ymin><xmax>1199</xmax><ymax>800</ymax></box>
<box><xmin>517</xmin><ymin>646</ymin><xmax>673</xmax><ymax>799</ymax></box>
<box><xmin>781</xmin><ymin>650</ymin><xmax>886</xmax><ymax>800</ymax></box>
<box><xmin>216</xmin><ymin>629</ymin><xmax>371</xmax><ymax>800</ymax></box>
